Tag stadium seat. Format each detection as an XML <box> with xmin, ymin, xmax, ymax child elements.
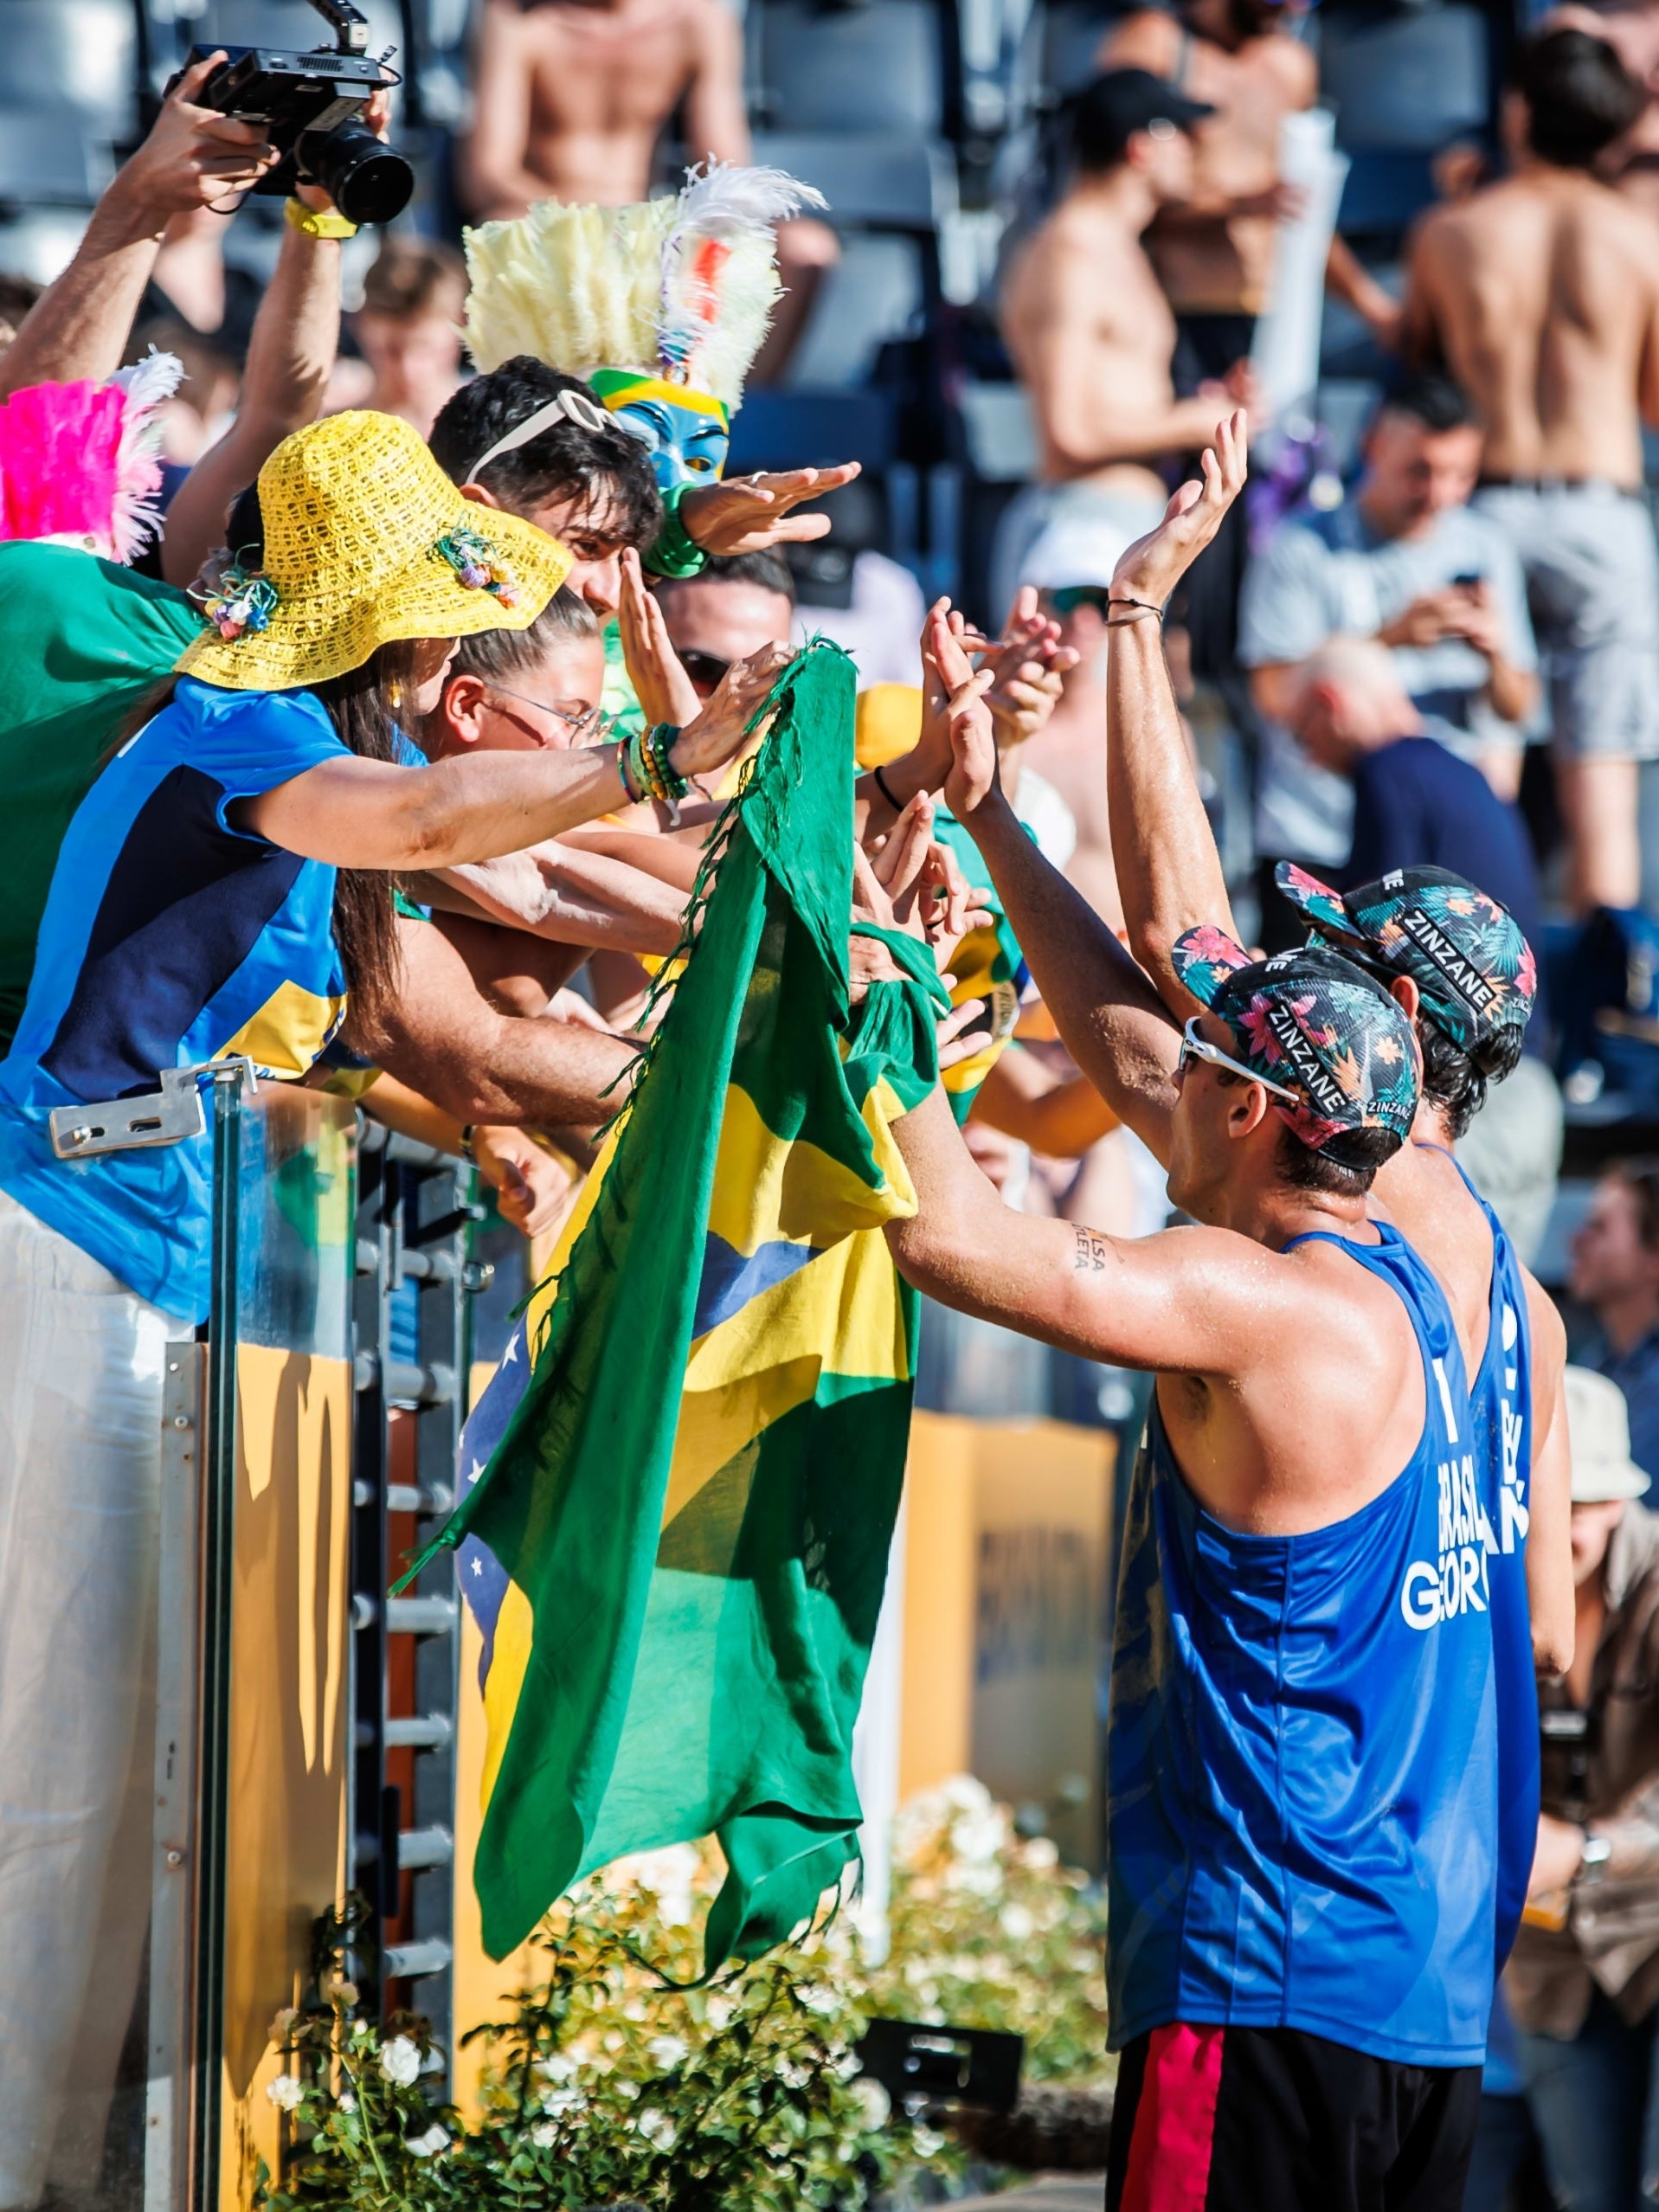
<box><xmin>1335</xmin><ymin>148</ymin><xmax>1437</xmax><ymax>239</ymax></box>
<box><xmin>749</xmin><ymin>129</ymin><xmax>955</xmax><ymax>228</ymax></box>
<box><xmin>0</xmin><ymin>108</ymin><xmax>106</xmax><ymax>204</ymax></box>
<box><xmin>782</xmin><ymin>232</ymin><xmax>928</xmax><ymax>385</ymax></box>
<box><xmin>726</xmin><ymin>388</ymin><xmax>901</xmax><ymax>472</ymax></box>
<box><xmin>2</xmin><ymin>0</ymin><xmax>136</xmax><ymax>136</ymax></box>
<box><xmin>1040</xmin><ymin>0</ymin><xmax>1113</xmax><ymax>96</ymax></box>
<box><xmin>1319</xmin><ymin>4</ymin><xmax>1489</xmax><ymax>152</ymax></box>
<box><xmin>745</xmin><ymin>0</ymin><xmax>948</xmax><ymax>134</ymax></box>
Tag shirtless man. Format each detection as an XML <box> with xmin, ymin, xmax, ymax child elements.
<box><xmin>1402</xmin><ymin>26</ymin><xmax>1659</xmax><ymax>913</ymax></box>
<box><xmin>460</xmin><ymin>0</ymin><xmax>836</xmax><ymax>374</ymax></box>
<box><xmin>994</xmin><ymin>68</ymin><xmax>1258</xmax><ymax>620</ymax></box>
<box><xmin>875</xmin><ymin>719</ymin><xmax>1503</xmax><ymax>2204</ymax></box>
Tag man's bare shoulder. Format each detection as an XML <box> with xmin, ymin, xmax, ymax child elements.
<box><xmin>1098</xmin><ymin>8</ymin><xmax>1182</xmax><ymax>71</ymax></box>
<box><xmin>1250</xmin><ymin>29</ymin><xmax>1317</xmax><ymax>102</ymax></box>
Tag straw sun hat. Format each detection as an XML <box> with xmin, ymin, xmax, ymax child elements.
<box><xmin>177</xmin><ymin>410</ymin><xmax>574</xmax><ymax>692</ymax></box>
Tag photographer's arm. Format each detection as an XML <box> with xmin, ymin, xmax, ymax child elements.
<box><xmin>161</xmin><ymin>215</ymin><xmax>342</xmax><ymax>584</ymax></box>
<box><xmin>0</xmin><ymin>55</ymin><xmax>274</xmax><ymax>398</ymax></box>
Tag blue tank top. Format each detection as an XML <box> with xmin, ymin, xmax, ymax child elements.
<box><xmin>1106</xmin><ymin>1221</ymin><xmax>1498</xmax><ymax>2068</ymax></box>
<box><xmin>1424</xmin><ymin>1146</ymin><xmax>1539</xmax><ymax>1969</ymax></box>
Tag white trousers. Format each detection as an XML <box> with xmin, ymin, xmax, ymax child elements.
<box><xmin>0</xmin><ymin>1191</ymin><xmax>190</xmax><ymax>2209</ymax></box>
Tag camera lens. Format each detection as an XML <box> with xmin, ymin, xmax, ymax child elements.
<box><xmin>298</xmin><ymin>119</ymin><xmax>414</xmax><ymax>227</ymax></box>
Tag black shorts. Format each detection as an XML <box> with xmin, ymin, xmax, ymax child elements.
<box><xmin>1107</xmin><ymin>2022</ymin><xmax>1482</xmax><ymax>2212</ymax></box>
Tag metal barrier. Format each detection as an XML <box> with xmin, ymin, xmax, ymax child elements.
<box><xmin>111</xmin><ymin>1073</ymin><xmax>495</xmax><ymax>2211</ymax></box>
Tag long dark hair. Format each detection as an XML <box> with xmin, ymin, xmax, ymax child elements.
<box><xmin>109</xmin><ymin>637</ymin><xmax>421</xmax><ymax>1056</ymax></box>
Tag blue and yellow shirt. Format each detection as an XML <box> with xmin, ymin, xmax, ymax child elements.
<box><xmin>0</xmin><ymin>677</ymin><xmax>356</xmax><ymax>1321</ymax></box>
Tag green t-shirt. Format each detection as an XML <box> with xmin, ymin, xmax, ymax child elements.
<box><xmin>0</xmin><ymin>543</ymin><xmax>201</xmax><ymax>1049</ymax></box>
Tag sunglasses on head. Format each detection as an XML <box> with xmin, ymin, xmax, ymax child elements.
<box><xmin>1177</xmin><ymin>1015</ymin><xmax>1300</xmax><ymax>1104</ymax></box>
<box><xmin>678</xmin><ymin>648</ymin><xmax>731</xmax><ymax>694</ymax></box>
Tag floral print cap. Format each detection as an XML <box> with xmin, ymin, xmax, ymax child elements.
<box><xmin>1171</xmin><ymin>926</ymin><xmax>1422</xmax><ymax>1155</ymax></box>
<box><xmin>1274</xmin><ymin>863</ymin><xmax>1536</xmax><ymax>1061</ymax></box>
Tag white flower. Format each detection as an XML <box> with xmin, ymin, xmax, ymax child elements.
<box><xmin>535</xmin><ymin>2052</ymin><xmax>579</xmax><ymax>2085</ymax></box>
<box><xmin>337</xmin><ymin>2090</ymin><xmax>357</xmax><ymax>2114</ymax></box>
<box><xmin>350</xmin><ymin>2020</ymin><xmax>374</xmax><ymax>2042</ymax></box>
<box><xmin>266</xmin><ymin>2074</ymin><xmax>305</xmax><ymax>2112</ymax></box>
<box><xmin>942</xmin><ymin>1774</ymin><xmax>993</xmax><ymax>1813</ymax></box>
<box><xmin>269</xmin><ymin>2006</ymin><xmax>299</xmax><ymax>2043</ymax></box>
<box><xmin>778</xmin><ymin>2057</ymin><xmax>810</xmax><ymax>2089</ymax></box>
<box><xmin>999</xmin><ymin>1902</ymin><xmax>1035</xmax><ymax>1942</ymax></box>
<box><xmin>530</xmin><ymin>2121</ymin><xmax>556</xmax><ymax>2148</ymax></box>
<box><xmin>951</xmin><ymin>1806</ymin><xmax>1008</xmax><ymax>1864</ymax></box>
<box><xmin>849</xmin><ymin>2077</ymin><xmax>890</xmax><ymax>2130</ymax></box>
<box><xmin>912</xmin><ymin>2122</ymin><xmax>946</xmax><ymax>2157</ymax></box>
<box><xmin>646</xmin><ymin>2034</ymin><xmax>689</xmax><ymax>2070</ymax></box>
<box><xmin>1023</xmin><ymin>1836</ymin><xmax>1059</xmax><ymax>1871</ymax></box>
<box><xmin>796</xmin><ymin>1984</ymin><xmax>839</xmax><ymax>2017</ymax></box>
<box><xmin>325</xmin><ymin>1976</ymin><xmax>359</xmax><ymax>2008</ymax></box>
<box><xmin>539</xmin><ymin>2086</ymin><xmax>582</xmax><ymax>2118</ymax></box>
<box><xmin>704</xmin><ymin>1992</ymin><xmax>736</xmax><ymax>2031</ymax></box>
<box><xmin>637</xmin><ymin>2109</ymin><xmax>677</xmax><ymax>2151</ymax></box>
<box><xmin>614</xmin><ymin>2077</ymin><xmax>640</xmax><ymax>2101</ymax></box>
<box><xmin>379</xmin><ymin>2035</ymin><xmax>421</xmax><ymax>2087</ymax></box>
<box><xmin>406</xmin><ymin>2124</ymin><xmax>450</xmax><ymax>2158</ymax></box>
<box><xmin>835</xmin><ymin>2049</ymin><xmax>864</xmax><ymax>2081</ymax></box>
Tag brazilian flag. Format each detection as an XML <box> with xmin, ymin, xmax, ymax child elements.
<box><xmin>425</xmin><ymin>643</ymin><xmax>942</xmax><ymax>1967</ymax></box>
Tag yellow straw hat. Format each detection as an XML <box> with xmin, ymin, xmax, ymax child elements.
<box><xmin>177</xmin><ymin>410</ymin><xmax>574</xmax><ymax>691</ymax></box>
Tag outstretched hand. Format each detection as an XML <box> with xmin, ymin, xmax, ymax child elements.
<box><xmin>851</xmin><ymin>794</ymin><xmax>991</xmax><ymax>1003</ymax></box>
<box><xmin>680</xmin><ymin>463</ymin><xmax>863</xmax><ymax>556</ymax></box>
<box><xmin>1110</xmin><ymin>408</ymin><xmax>1249</xmax><ymax>614</ymax></box>
<box><xmin>667</xmin><ymin>640</ymin><xmax>794</xmax><ymax>782</ymax></box>
<box><xmin>923</xmin><ymin>608</ymin><xmax>997</xmax><ymax>819</ymax></box>
<box><xmin>981</xmin><ymin>587</ymin><xmax>1077</xmax><ymax>752</ymax></box>
<box><xmin>618</xmin><ymin>548</ymin><xmax>702</xmax><ymax>730</ymax></box>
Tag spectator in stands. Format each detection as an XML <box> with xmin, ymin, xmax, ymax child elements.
<box><xmin>1241</xmin><ymin>376</ymin><xmax>1538</xmax><ymax>795</ymax></box>
<box><xmin>657</xmin><ymin>549</ymin><xmax>797</xmax><ymax>701</ymax></box>
<box><xmin>459</xmin><ymin>0</ymin><xmax>837</xmax><ymax>378</ymax></box>
<box><xmin>1548</xmin><ymin>0</ymin><xmax>1659</xmax><ymax>220</ymax></box>
<box><xmin>1283</xmin><ymin>636</ymin><xmax>1561</xmax><ymax>1260</ymax></box>
<box><xmin>0</xmin><ymin>54</ymin><xmax>277</xmax><ymax>403</ymax></box>
<box><xmin>1097</xmin><ymin>0</ymin><xmax>1314</xmax><ymax>373</ymax></box>
<box><xmin>1570</xmin><ymin>1161</ymin><xmax>1659</xmax><ymax>1484</ymax></box>
<box><xmin>352</xmin><ymin>236</ymin><xmax>469</xmax><ymax>440</ymax></box>
<box><xmin>1403</xmin><ymin>27</ymin><xmax>1659</xmax><ymax>916</ymax></box>
<box><xmin>995</xmin><ymin>68</ymin><xmax>1257</xmax><ymax>624</ymax></box>
<box><xmin>1505</xmin><ymin>1366</ymin><xmax>1659</xmax><ymax>2212</ymax></box>
<box><xmin>1239</xmin><ymin>376</ymin><xmax>1540</xmax><ymax>935</ymax></box>
<box><xmin>783</xmin><ymin>478</ymin><xmax>928</xmax><ymax>690</ymax></box>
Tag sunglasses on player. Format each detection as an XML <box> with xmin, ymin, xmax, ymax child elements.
<box><xmin>678</xmin><ymin>648</ymin><xmax>732</xmax><ymax>695</ymax></box>
<box><xmin>1176</xmin><ymin>1015</ymin><xmax>1300</xmax><ymax>1104</ymax></box>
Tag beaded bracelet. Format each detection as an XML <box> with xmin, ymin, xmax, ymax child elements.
<box><xmin>616</xmin><ymin>738</ymin><xmax>645</xmax><ymax>805</ymax></box>
<box><xmin>644</xmin><ymin>723</ymin><xmax>691</xmax><ymax>804</ymax></box>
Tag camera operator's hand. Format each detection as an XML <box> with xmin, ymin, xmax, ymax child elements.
<box><xmin>293</xmin><ymin>84</ymin><xmax>392</xmax><ymax>215</ymax></box>
<box><xmin>108</xmin><ymin>54</ymin><xmax>278</xmax><ymax>229</ymax></box>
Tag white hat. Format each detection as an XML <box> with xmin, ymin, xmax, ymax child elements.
<box><xmin>1566</xmin><ymin>1366</ymin><xmax>1651</xmax><ymax>1502</ymax></box>
<box><xmin>1019</xmin><ymin>514</ymin><xmax>1141</xmax><ymax>594</ymax></box>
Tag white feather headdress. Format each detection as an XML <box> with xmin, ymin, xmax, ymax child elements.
<box><xmin>461</xmin><ymin>164</ymin><xmax>826</xmax><ymax>410</ymax></box>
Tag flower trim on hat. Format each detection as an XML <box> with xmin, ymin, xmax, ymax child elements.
<box><xmin>203</xmin><ymin>558</ymin><xmax>280</xmax><ymax>642</ymax></box>
<box><xmin>434</xmin><ymin>523</ymin><xmax>519</xmax><ymax>609</ymax></box>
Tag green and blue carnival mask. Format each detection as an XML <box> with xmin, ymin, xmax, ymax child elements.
<box><xmin>589</xmin><ymin>368</ymin><xmax>730</xmax><ymax>494</ymax></box>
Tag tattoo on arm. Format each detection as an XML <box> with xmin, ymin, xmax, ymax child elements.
<box><xmin>1073</xmin><ymin>1225</ymin><xmax>1112</xmax><ymax>1273</ymax></box>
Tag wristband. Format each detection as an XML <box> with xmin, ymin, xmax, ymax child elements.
<box><xmin>458</xmin><ymin>1124</ymin><xmax>478</xmax><ymax>1163</ymax></box>
<box><xmin>285</xmin><ymin>196</ymin><xmax>358</xmax><ymax>240</ymax></box>
<box><xmin>1106</xmin><ymin>594</ymin><xmax>1161</xmax><ymax>628</ymax></box>
<box><xmin>872</xmin><ymin>763</ymin><xmax>903</xmax><ymax>811</ymax></box>
<box><xmin>642</xmin><ymin>481</ymin><xmax>709</xmax><ymax>582</ymax></box>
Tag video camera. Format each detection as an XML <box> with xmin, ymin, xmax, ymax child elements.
<box><xmin>169</xmin><ymin>0</ymin><xmax>413</xmax><ymax>228</ymax></box>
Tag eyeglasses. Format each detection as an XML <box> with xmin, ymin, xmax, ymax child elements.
<box><xmin>483</xmin><ymin>680</ymin><xmax>615</xmax><ymax>745</ymax></box>
<box><xmin>678</xmin><ymin>647</ymin><xmax>731</xmax><ymax>695</ymax></box>
<box><xmin>1177</xmin><ymin>1015</ymin><xmax>1301</xmax><ymax>1104</ymax></box>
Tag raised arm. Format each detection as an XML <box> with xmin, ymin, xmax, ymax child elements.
<box><xmin>160</xmin><ymin>153</ymin><xmax>363</xmax><ymax>585</ymax></box>
<box><xmin>241</xmin><ymin>643</ymin><xmax>789</xmax><ymax>867</ymax></box>
<box><xmin>0</xmin><ymin>55</ymin><xmax>275</xmax><ymax>397</ymax></box>
<box><xmin>1107</xmin><ymin>416</ymin><xmax>1246</xmax><ymax>1013</ymax></box>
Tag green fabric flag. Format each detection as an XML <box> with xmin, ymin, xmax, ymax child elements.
<box><xmin>428</xmin><ymin>643</ymin><xmax>942</xmax><ymax>1966</ymax></box>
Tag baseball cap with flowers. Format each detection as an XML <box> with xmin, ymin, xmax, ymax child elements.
<box><xmin>1274</xmin><ymin>864</ymin><xmax>1536</xmax><ymax>1070</ymax></box>
<box><xmin>1171</xmin><ymin>927</ymin><xmax>1421</xmax><ymax>1161</ymax></box>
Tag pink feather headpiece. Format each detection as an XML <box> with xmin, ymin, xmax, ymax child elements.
<box><xmin>0</xmin><ymin>351</ymin><xmax>182</xmax><ymax>562</ymax></box>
